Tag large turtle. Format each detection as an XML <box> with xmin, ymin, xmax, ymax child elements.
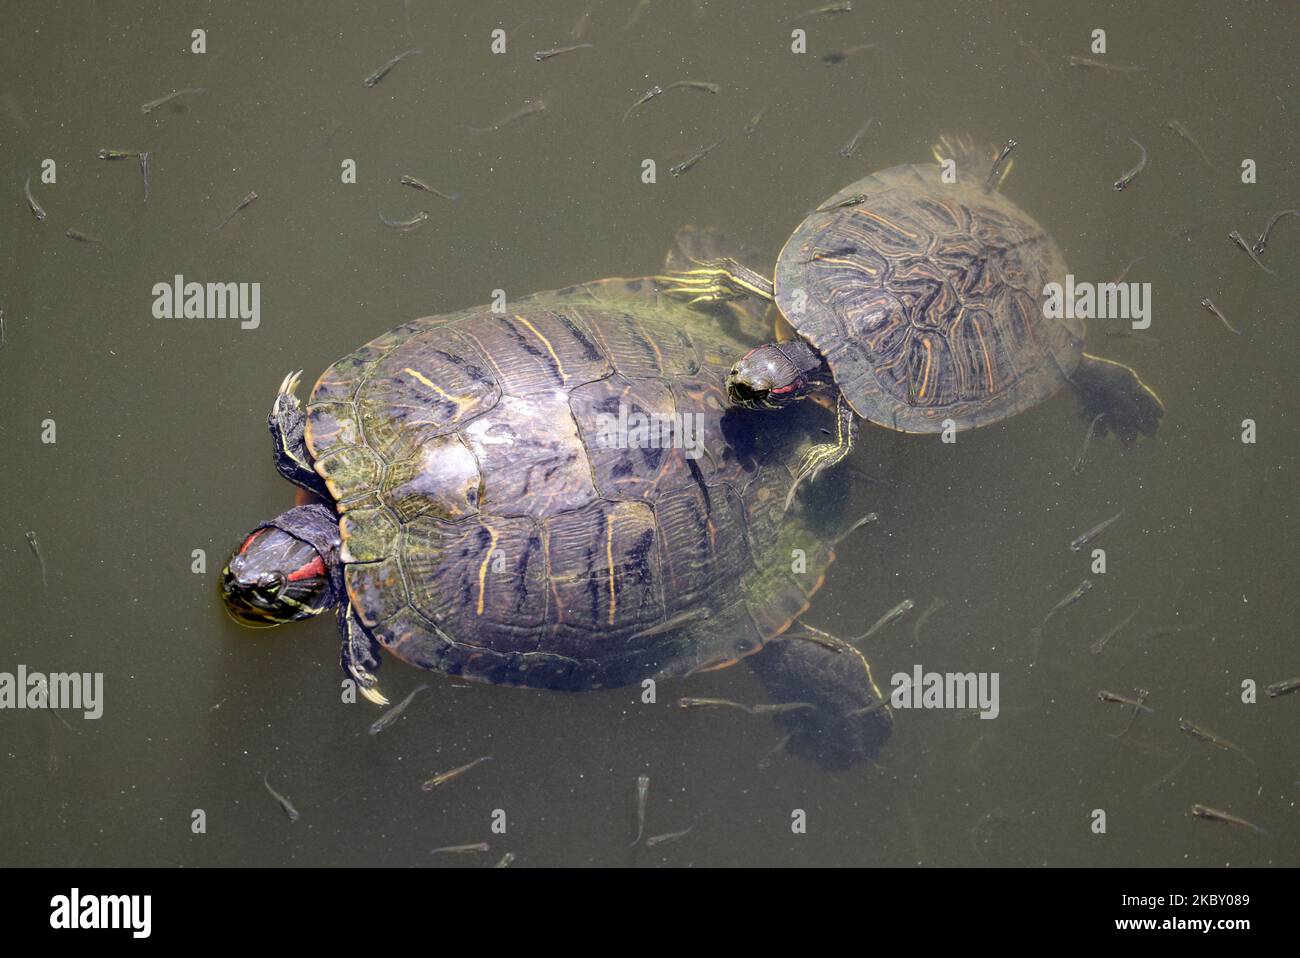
<box><xmin>219</xmin><ymin>228</ymin><xmax>891</xmax><ymax>768</ymax></box>
<box><xmin>661</xmin><ymin>136</ymin><xmax>1164</xmax><ymax>492</ymax></box>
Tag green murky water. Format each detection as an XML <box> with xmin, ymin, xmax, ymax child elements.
<box><xmin>2</xmin><ymin>0</ymin><xmax>1296</xmax><ymax>867</ymax></box>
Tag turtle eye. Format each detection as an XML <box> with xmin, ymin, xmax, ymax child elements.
<box><xmin>257</xmin><ymin>573</ymin><xmax>287</xmax><ymax>598</ymax></box>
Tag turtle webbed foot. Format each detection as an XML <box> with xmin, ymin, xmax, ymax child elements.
<box><xmin>746</xmin><ymin>630</ymin><xmax>893</xmax><ymax>770</ymax></box>
<box><xmin>655</xmin><ymin>257</ymin><xmax>775</xmax><ymax>306</ymax></box>
<box><xmin>1071</xmin><ymin>354</ymin><xmax>1163</xmax><ymax>442</ymax></box>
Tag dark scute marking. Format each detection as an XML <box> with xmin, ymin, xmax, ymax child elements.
<box><xmin>556</xmin><ymin>312</ymin><xmax>604</xmax><ymax>363</ymax></box>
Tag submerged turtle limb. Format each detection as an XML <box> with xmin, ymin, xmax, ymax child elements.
<box><xmin>784</xmin><ymin>395</ymin><xmax>858</xmax><ymax>512</ymax></box>
<box><xmin>1068</xmin><ymin>353</ymin><xmax>1164</xmax><ymax>442</ymax></box>
<box><xmin>655</xmin><ymin>257</ymin><xmax>775</xmax><ymax>305</ymax></box>
<box><xmin>269</xmin><ymin>371</ymin><xmax>332</xmax><ymax>499</ymax></box>
<box><xmin>663</xmin><ymin>225</ymin><xmax>770</xmax><ymax>339</ymax></box>
<box><xmin>339</xmin><ymin>601</ymin><xmax>388</xmax><ymax>705</ymax></box>
<box><xmin>746</xmin><ymin>628</ymin><xmax>893</xmax><ymax>770</ymax></box>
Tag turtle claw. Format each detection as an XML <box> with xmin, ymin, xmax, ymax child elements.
<box><xmin>275</xmin><ymin>369</ymin><xmax>304</xmax><ymax>415</ymax></box>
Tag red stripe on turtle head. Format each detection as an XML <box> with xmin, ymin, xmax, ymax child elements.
<box><xmin>287</xmin><ymin>555</ymin><xmax>327</xmax><ymax>582</ymax></box>
<box><xmin>239</xmin><ymin>529</ymin><xmax>265</xmax><ymax>555</ymax></box>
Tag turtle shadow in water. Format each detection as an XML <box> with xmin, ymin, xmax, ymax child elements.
<box><xmin>718</xmin><ymin>404</ymin><xmax>893</xmax><ymax>771</ymax></box>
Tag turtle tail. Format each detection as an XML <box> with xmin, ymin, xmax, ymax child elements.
<box><xmin>931</xmin><ymin>134</ymin><xmax>1016</xmax><ymax>191</ymax></box>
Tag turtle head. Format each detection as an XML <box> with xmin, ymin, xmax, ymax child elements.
<box><xmin>727</xmin><ymin>344</ymin><xmax>813</xmax><ymax>409</ymax></box>
<box><xmin>220</xmin><ymin>509</ymin><xmax>338</xmax><ymax>628</ymax></box>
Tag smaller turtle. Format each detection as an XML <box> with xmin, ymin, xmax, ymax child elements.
<box><xmin>661</xmin><ymin>136</ymin><xmax>1164</xmax><ymax>495</ymax></box>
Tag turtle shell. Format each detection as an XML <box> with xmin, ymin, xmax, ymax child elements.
<box><xmin>774</xmin><ymin>162</ymin><xmax>1080</xmax><ymax>433</ymax></box>
<box><xmin>303</xmin><ymin>277</ymin><xmax>843</xmax><ymax>691</ymax></box>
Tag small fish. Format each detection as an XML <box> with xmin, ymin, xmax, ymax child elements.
<box><xmin>1178</xmin><ymin>718</ymin><xmax>1253</xmax><ymax>763</ymax></box>
<box><xmin>1099</xmin><ymin>688</ymin><xmax>1153</xmax><ymax>740</ymax></box>
<box><xmin>664</xmin><ymin>80</ymin><xmax>722</xmax><ymax>94</ymax></box>
<box><xmin>1067</xmin><ymin>56</ymin><xmax>1143</xmax><ymax>72</ymax></box>
<box><xmin>1227</xmin><ymin>230</ymin><xmax>1274</xmax><ymax>274</ymax></box>
<box><xmin>212</xmin><ymin>191</ymin><xmax>258</xmax><ymax>232</ymax></box>
<box><xmin>983</xmin><ymin>139</ymin><xmax>1017</xmax><ymax>190</ymax></box>
<box><xmin>494</xmin><ymin>851</ymin><xmax>516</xmax><ymax>868</ymax></box>
<box><xmin>628</xmin><ymin>607</ymin><xmax>711</xmax><ymax>641</ymax></box>
<box><xmin>363</xmin><ymin>48</ymin><xmax>423</xmax><ymax>87</ymax></box>
<box><xmin>1103</xmin><ymin>328</ymin><xmax>1164</xmax><ymax>346</ymax></box>
<box><xmin>669</xmin><ymin>136</ymin><xmax>726</xmax><ymax>176</ymax></box>
<box><xmin>1069</xmin><ymin>510</ymin><xmax>1123</xmax><ymax>552</ymax></box>
<box><xmin>421</xmin><ymin>755</ymin><xmax>491</xmax><ymax>791</ymax></box>
<box><xmin>1264</xmin><ymin>677</ymin><xmax>1300</xmax><ymax>698</ymax></box>
<box><xmin>1071</xmin><ymin>413</ymin><xmax>1105</xmax><ymax>475</ymax></box>
<box><xmin>1140</xmin><ymin>755</ymin><xmax>1189</xmax><ymax>797</ymax></box>
<box><xmin>262</xmin><ymin>773</ymin><xmax>300</xmax><ymax>822</ymax></box>
<box><xmin>24</xmin><ymin>174</ymin><xmax>46</xmax><ymax>220</ymax></box>
<box><xmin>742</xmin><ymin>103</ymin><xmax>769</xmax><ymax>136</ymax></box>
<box><xmin>138</xmin><ymin>150</ymin><xmax>151</xmax><ymax>203</ymax></box>
<box><xmin>0</xmin><ymin>309</ymin><xmax>6</xmax><ymax>351</ymax></box>
<box><xmin>630</xmin><ymin>773</ymin><xmax>649</xmax><ymax>847</ymax></box>
<box><xmin>399</xmin><ymin>175</ymin><xmax>460</xmax><ymax>201</ymax></box>
<box><xmin>1252</xmin><ymin>208</ymin><xmax>1299</xmax><ymax>255</ymax></box>
<box><xmin>430</xmin><ymin>842</ymin><xmax>490</xmax><ymax>855</ymax></box>
<box><xmin>838</xmin><ymin>117</ymin><xmax>874</xmax><ymax>158</ymax></box>
<box><xmin>757</xmin><ymin>731</ymin><xmax>796</xmax><ymax>770</ymax></box>
<box><xmin>1111</xmin><ymin>256</ymin><xmax>1144</xmax><ymax>285</ymax></box>
<box><xmin>571</xmin><ymin>2</ymin><xmax>594</xmax><ymax>40</ymax></box>
<box><xmin>816</xmin><ymin>192</ymin><xmax>868</xmax><ymax>212</ymax></box>
<box><xmin>821</xmin><ymin>43</ymin><xmax>877</xmax><ymax>64</ymax></box>
<box><xmin>140</xmin><ymin>87</ymin><xmax>206</xmax><ymax>114</ymax></box>
<box><xmin>378</xmin><ymin>210</ymin><xmax>429</xmax><ymax>232</ymax></box>
<box><xmin>852</xmin><ymin>599</ymin><xmax>915</xmax><ymax>641</ymax></box>
<box><xmin>751</xmin><ymin>702</ymin><xmax>815</xmax><ymax>716</ymax></box>
<box><xmin>534</xmin><ymin>42</ymin><xmax>592</xmax><ymax>61</ymax></box>
<box><xmin>468</xmin><ymin>99</ymin><xmax>548</xmax><ymax>135</ymax></box>
<box><xmin>1199</xmin><ymin>297</ymin><xmax>1241</xmax><ymax>336</ymax></box>
<box><xmin>790</xmin><ymin>1</ymin><xmax>853</xmax><ymax>23</ymax></box>
<box><xmin>1190</xmin><ymin>804</ymin><xmax>1267</xmax><ymax>836</ymax></box>
<box><xmin>65</xmin><ymin>228</ymin><xmax>104</xmax><ymax>246</ymax></box>
<box><xmin>1164</xmin><ymin>119</ymin><xmax>1216</xmax><ymax>171</ymax></box>
<box><xmin>368</xmin><ymin>682</ymin><xmax>430</xmax><ymax>735</ymax></box>
<box><xmin>645</xmin><ymin>826</ymin><xmax>693</xmax><ymax>848</ymax></box>
<box><xmin>622</xmin><ymin>85</ymin><xmax>664</xmax><ymax>122</ymax></box>
<box><xmin>1112</xmin><ymin>138</ymin><xmax>1147</xmax><ymax>192</ymax></box>
<box><xmin>1017</xmin><ymin>39</ymin><xmax>1053</xmax><ymax>75</ymax></box>
<box><xmin>97</xmin><ymin>148</ymin><xmax>140</xmax><ymax>160</ymax></box>
<box><xmin>912</xmin><ymin>597</ymin><xmax>946</xmax><ymax>643</ymax></box>
<box><xmin>834</xmin><ymin>512</ymin><xmax>879</xmax><ymax>543</ymax></box>
<box><xmin>677</xmin><ymin>696</ymin><xmax>755</xmax><ymax>713</ymax></box>
<box><xmin>804</xmin><ymin>245</ymin><xmax>859</xmax><ymax>263</ymax></box>
<box><xmin>845</xmin><ymin>699</ymin><xmax>891</xmax><ymax>719</ymax></box>
<box><xmin>1030</xmin><ymin>579</ymin><xmax>1093</xmax><ymax>665</ymax></box>
<box><xmin>1089</xmin><ymin>606</ymin><xmax>1141</xmax><ymax>655</ymax></box>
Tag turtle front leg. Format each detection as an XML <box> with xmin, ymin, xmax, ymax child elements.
<box><xmin>338</xmin><ymin>600</ymin><xmax>388</xmax><ymax>705</ymax></box>
<box><xmin>1068</xmin><ymin>354</ymin><xmax>1164</xmax><ymax>442</ymax></box>
<box><xmin>269</xmin><ymin>370</ymin><xmax>331</xmax><ymax>500</ymax></box>
<box><xmin>784</xmin><ymin>395</ymin><xmax>858</xmax><ymax>511</ymax></box>
<box><xmin>656</xmin><ymin>257</ymin><xmax>775</xmax><ymax>306</ymax></box>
